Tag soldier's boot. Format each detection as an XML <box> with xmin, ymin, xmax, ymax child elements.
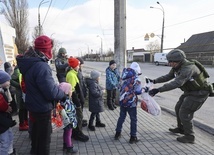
<box><xmin>169</xmin><ymin>127</ymin><xmax>184</xmax><ymax>134</ymax></box>
<box><xmin>177</xmin><ymin>135</ymin><xmax>195</xmax><ymax>144</ymax></box>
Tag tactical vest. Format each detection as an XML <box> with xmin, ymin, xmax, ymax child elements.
<box><xmin>179</xmin><ymin>59</ymin><xmax>210</xmax><ymax>92</ymax></box>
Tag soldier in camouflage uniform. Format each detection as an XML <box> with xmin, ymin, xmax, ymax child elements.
<box><xmin>148</xmin><ymin>49</ymin><xmax>212</xmax><ymax>144</ymax></box>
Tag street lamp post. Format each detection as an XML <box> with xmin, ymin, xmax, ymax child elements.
<box><xmin>97</xmin><ymin>35</ymin><xmax>103</xmax><ymax>57</ymax></box>
<box><xmin>38</xmin><ymin>0</ymin><xmax>49</xmax><ymax>36</ymax></box>
<box><xmin>150</xmin><ymin>1</ymin><xmax>165</xmax><ymax>53</ymax></box>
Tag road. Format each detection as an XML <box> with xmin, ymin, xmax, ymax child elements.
<box><xmin>82</xmin><ymin>61</ymin><xmax>214</xmax><ymax>134</ymax></box>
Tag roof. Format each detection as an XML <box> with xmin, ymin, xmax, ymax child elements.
<box><xmin>177</xmin><ymin>31</ymin><xmax>214</xmax><ymax>53</ymax></box>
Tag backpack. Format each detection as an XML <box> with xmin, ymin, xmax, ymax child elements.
<box><xmin>188</xmin><ymin>59</ymin><xmax>214</xmax><ymax>96</ymax></box>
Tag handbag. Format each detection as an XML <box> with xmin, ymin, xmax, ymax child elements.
<box><xmin>51</xmin><ymin>102</ymin><xmax>63</xmax><ymax>132</ymax></box>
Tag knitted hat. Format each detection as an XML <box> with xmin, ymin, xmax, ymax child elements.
<box><xmin>4</xmin><ymin>62</ymin><xmax>13</xmax><ymax>75</ymax></box>
<box><xmin>130</xmin><ymin>62</ymin><xmax>142</xmax><ymax>74</ymax></box>
<box><xmin>0</xmin><ymin>70</ymin><xmax>11</xmax><ymax>84</ymax></box>
<box><xmin>58</xmin><ymin>82</ymin><xmax>72</xmax><ymax>94</ymax></box>
<box><xmin>90</xmin><ymin>70</ymin><xmax>101</xmax><ymax>80</ymax></box>
<box><xmin>76</xmin><ymin>57</ymin><xmax>84</xmax><ymax>65</ymax></box>
<box><xmin>34</xmin><ymin>35</ymin><xmax>53</xmax><ymax>59</ymax></box>
<box><xmin>68</xmin><ymin>57</ymin><xmax>80</xmax><ymax>68</ymax></box>
<box><xmin>109</xmin><ymin>60</ymin><xmax>116</xmax><ymax>66</ymax></box>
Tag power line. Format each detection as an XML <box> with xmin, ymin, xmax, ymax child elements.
<box><xmin>127</xmin><ymin>12</ymin><xmax>214</xmax><ymax>43</ymax></box>
<box><xmin>165</xmin><ymin>13</ymin><xmax>214</xmax><ymax>28</ymax></box>
<box><xmin>42</xmin><ymin>0</ymin><xmax>53</xmax><ymax>26</ymax></box>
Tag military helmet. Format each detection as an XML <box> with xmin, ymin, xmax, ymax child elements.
<box><xmin>166</xmin><ymin>49</ymin><xmax>186</xmax><ymax>62</ymax></box>
<box><xmin>58</xmin><ymin>47</ymin><xmax>67</xmax><ymax>55</ymax></box>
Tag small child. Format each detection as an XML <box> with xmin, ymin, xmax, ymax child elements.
<box><xmin>115</xmin><ymin>62</ymin><xmax>147</xmax><ymax>144</ymax></box>
<box><xmin>85</xmin><ymin>70</ymin><xmax>105</xmax><ymax>131</ymax></box>
<box><xmin>0</xmin><ymin>70</ymin><xmax>17</xmax><ymax>155</ymax></box>
<box><xmin>58</xmin><ymin>82</ymin><xmax>78</xmax><ymax>154</ymax></box>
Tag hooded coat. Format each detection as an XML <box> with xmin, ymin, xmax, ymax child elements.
<box><xmin>85</xmin><ymin>78</ymin><xmax>104</xmax><ymax>113</ymax></box>
<box><xmin>16</xmin><ymin>48</ymin><xmax>65</xmax><ymax>113</ymax></box>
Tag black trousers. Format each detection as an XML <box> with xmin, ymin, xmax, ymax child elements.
<box><xmin>31</xmin><ymin>111</ymin><xmax>52</xmax><ymax>155</ymax></box>
<box><xmin>106</xmin><ymin>89</ymin><xmax>116</xmax><ymax>108</ymax></box>
<box><xmin>89</xmin><ymin>112</ymin><xmax>101</xmax><ymax>125</ymax></box>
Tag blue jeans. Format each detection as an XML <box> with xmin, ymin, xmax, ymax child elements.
<box><xmin>0</xmin><ymin>128</ymin><xmax>13</xmax><ymax>155</ymax></box>
<box><xmin>115</xmin><ymin>106</ymin><xmax>137</xmax><ymax>136</ymax></box>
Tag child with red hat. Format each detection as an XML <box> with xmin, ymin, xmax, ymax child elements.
<box><xmin>66</xmin><ymin>57</ymin><xmax>89</xmax><ymax>142</ymax></box>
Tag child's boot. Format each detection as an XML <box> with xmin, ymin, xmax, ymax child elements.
<box><xmin>66</xmin><ymin>146</ymin><xmax>78</xmax><ymax>153</ymax></box>
<box><xmin>95</xmin><ymin>121</ymin><xmax>106</xmax><ymax>127</ymax></box>
<box><xmin>129</xmin><ymin>136</ymin><xmax>140</xmax><ymax>144</ymax></box>
<box><xmin>114</xmin><ymin>132</ymin><xmax>121</xmax><ymax>140</ymax></box>
<box><xmin>88</xmin><ymin>123</ymin><xmax>95</xmax><ymax>131</ymax></box>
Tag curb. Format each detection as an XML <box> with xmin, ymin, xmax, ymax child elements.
<box><xmin>161</xmin><ymin>106</ymin><xmax>214</xmax><ymax>135</ymax></box>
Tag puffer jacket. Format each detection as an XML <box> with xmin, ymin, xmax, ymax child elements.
<box><xmin>85</xmin><ymin>77</ymin><xmax>104</xmax><ymax>113</ymax></box>
<box><xmin>16</xmin><ymin>48</ymin><xmax>65</xmax><ymax>113</ymax></box>
<box><xmin>0</xmin><ymin>91</ymin><xmax>13</xmax><ymax>134</ymax></box>
<box><xmin>119</xmin><ymin>68</ymin><xmax>142</xmax><ymax>108</ymax></box>
<box><xmin>105</xmin><ymin>67</ymin><xmax>120</xmax><ymax>90</ymax></box>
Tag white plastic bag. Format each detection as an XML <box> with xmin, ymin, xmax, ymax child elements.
<box><xmin>141</xmin><ymin>77</ymin><xmax>161</xmax><ymax>116</ymax></box>
<box><xmin>141</xmin><ymin>93</ymin><xmax>161</xmax><ymax>116</ymax></box>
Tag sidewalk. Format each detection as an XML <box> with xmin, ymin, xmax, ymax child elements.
<box><xmin>13</xmin><ymin>106</ymin><xmax>214</xmax><ymax>155</ymax></box>
<box><xmin>12</xmin><ymin>63</ymin><xmax>214</xmax><ymax>155</ymax></box>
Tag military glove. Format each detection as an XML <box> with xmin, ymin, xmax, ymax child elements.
<box><xmin>149</xmin><ymin>88</ymin><xmax>159</xmax><ymax>96</ymax></box>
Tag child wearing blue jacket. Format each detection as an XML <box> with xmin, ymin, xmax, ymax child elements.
<box><xmin>115</xmin><ymin>62</ymin><xmax>147</xmax><ymax>144</ymax></box>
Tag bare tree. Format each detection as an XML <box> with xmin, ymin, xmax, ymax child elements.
<box><xmin>1</xmin><ymin>0</ymin><xmax>29</xmax><ymax>54</ymax></box>
<box><xmin>32</xmin><ymin>25</ymin><xmax>44</xmax><ymax>40</ymax></box>
<box><xmin>146</xmin><ymin>40</ymin><xmax>160</xmax><ymax>62</ymax></box>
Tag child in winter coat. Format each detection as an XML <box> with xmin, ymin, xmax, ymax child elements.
<box><xmin>115</xmin><ymin>62</ymin><xmax>148</xmax><ymax>144</ymax></box>
<box><xmin>58</xmin><ymin>82</ymin><xmax>78</xmax><ymax>154</ymax></box>
<box><xmin>0</xmin><ymin>70</ymin><xmax>17</xmax><ymax>155</ymax></box>
<box><xmin>85</xmin><ymin>70</ymin><xmax>105</xmax><ymax>131</ymax></box>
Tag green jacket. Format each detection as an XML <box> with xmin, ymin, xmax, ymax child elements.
<box><xmin>155</xmin><ymin>59</ymin><xmax>210</xmax><ymax>93</ymax></box>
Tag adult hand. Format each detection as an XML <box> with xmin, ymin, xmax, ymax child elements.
<box><xmin>149</xmin><ymin>88</ymin><xmax>159</xmax><ymax>96</ymax></box>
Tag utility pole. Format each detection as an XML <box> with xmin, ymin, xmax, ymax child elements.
<box><xmin>38</xmin><ymin>0</ymin><xmax>49</xmax><ymax>36</ymax></box>
<box><xmin>114</xmin><ymin>0</ymin><xmax>126</xmax><ymax>74</ymax></box>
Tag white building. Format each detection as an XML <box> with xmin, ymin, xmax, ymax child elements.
<box><xmin>0</xmin><ymin>22</ymin><xmax>16</xmax><ymax>70</ymax></box>
<box><xmin>127</xmin><ymin>47</ymin><xmax>151</xmax><ymax>62</ymax></box>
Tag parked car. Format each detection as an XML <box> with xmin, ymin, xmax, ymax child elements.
<box><xmin>154</xmin><ymin>53</ymin><xmax>168</xmax><ymax>66</ymax></box>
